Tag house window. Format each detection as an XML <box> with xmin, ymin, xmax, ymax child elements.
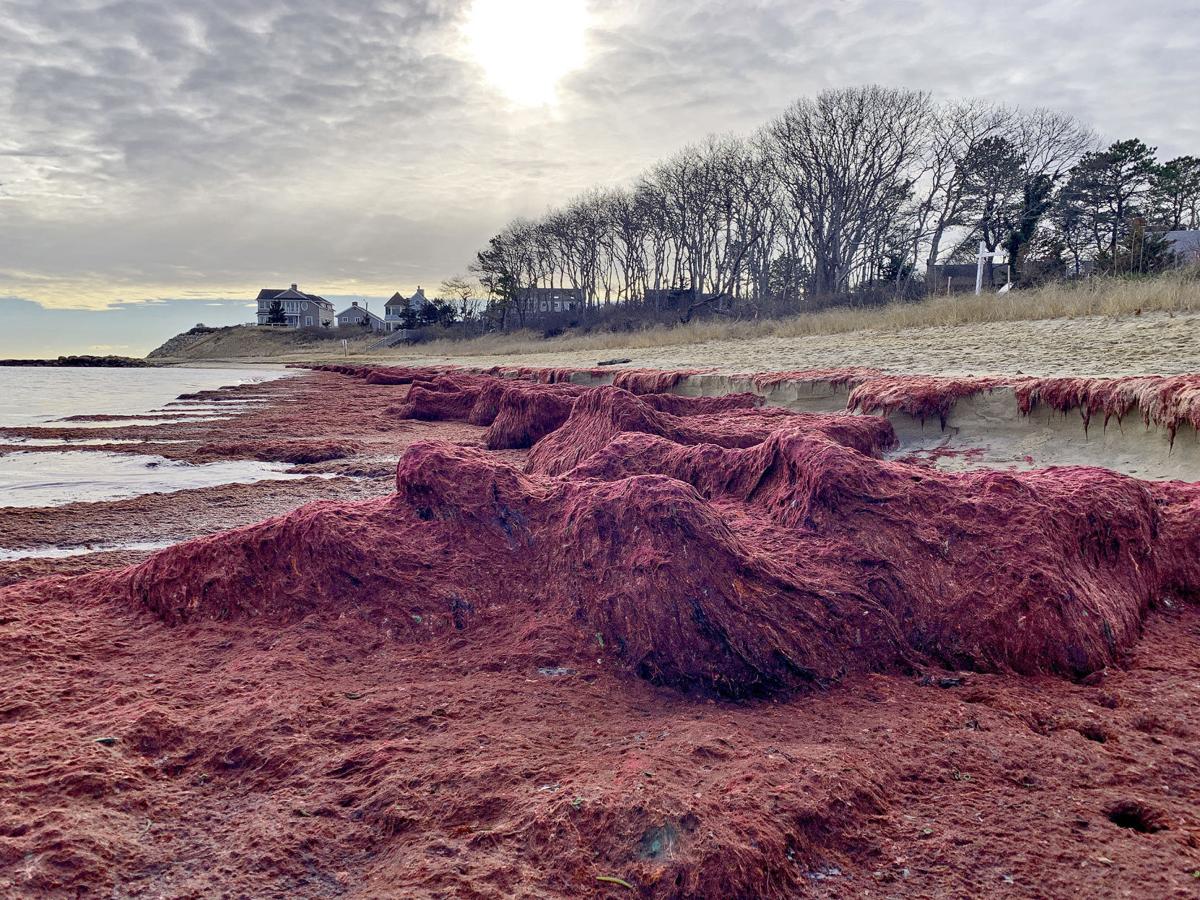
<box><xmin>305</xmin><ymin>316</ymin><xmax>313</xmax><ymax>326</ymax></box>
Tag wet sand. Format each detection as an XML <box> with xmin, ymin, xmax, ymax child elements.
<box><xmin>0</xmin><ymin>371</ymin><xmax>496</xmax><ymax>583</ymax></box>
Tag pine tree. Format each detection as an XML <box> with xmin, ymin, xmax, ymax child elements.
<box><xmin>1065</xmin><ymin>139</ymin><xmax>1158</xmax><ymax>267</ymax></box>
<box><xmin>1151</xmin><ymin>156</ymin><xmax>1200</xmax><ymax>229</ymax></box>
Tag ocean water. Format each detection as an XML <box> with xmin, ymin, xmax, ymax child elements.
<box><xmin>0</xmin><ymin>366</ymin><xmax>287</xmax><ymax>428</ymax></box>
<box><xmin>0</xmin><ymin>366</ymin><xmax>297</xmax><ymax>509</ymax></box>
<box><xmin>0</xmin><ymin>450</ymin><xmax>312</xmax><ymax>508</ymax></box>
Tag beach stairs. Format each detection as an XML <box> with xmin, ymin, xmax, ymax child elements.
<box><xmin>369</xmin><ymin>329</ymin><xmax>415</xmax><ymax>350</ymax></box>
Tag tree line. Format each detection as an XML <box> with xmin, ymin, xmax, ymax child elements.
<box><xmin>454</xmin><ymin>86</ymin><xmax>1199</xmax><ymax>329</ymax></box>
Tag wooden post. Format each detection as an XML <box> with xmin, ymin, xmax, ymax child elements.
<box><xmin>975</xmin><ymin>241</ymin><xmax>1000</xmax><ymax>295</ymax></box>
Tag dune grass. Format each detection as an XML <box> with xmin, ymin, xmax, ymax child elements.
<box><xmin>385</xmin><ymin>270</ymin><xmax>1200</xmax><ymax>362</ymax></box>
<box><xmin>153</xmin><ymin>271</ymin><xmax>1199</xmax><ymax>363</ymax></box>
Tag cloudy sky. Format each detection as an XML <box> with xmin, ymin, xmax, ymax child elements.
<box><xmin>1</xmin><ymin>0</ymin><xmax>1198</xmax><ymax>355</ymax></box>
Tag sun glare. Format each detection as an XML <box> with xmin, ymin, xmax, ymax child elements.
<box><xmin>463</xmin><ymin>0</ymin><xmax>589</xmax><ymax>107</ymax></box>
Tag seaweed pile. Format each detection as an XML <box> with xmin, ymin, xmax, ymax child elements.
<box><xmin>5</xmin><ymin>366</ymin><xmax>1200</xmax><ymax>897</ymax></box>
<box><xmin>314</xmin><ymin>362</ymin><xmax>1200</xmax><ymax>442</ymax></box>
<box><xmin>53</xmin><ymin>380</ymin><xmax>1200</xmax><ymax>692</ymax></box>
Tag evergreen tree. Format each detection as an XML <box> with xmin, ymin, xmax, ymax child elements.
<box><xmin>1002</xmin><ymin>174</ymin><xmax>1056</xmax><ymax>285</ymax></box>
<box><xmin>1150</xmin><ymin>156</ymin><xmax>1200</xmax><ymax>229</ymax></box>
<box><xmin>1065</xmin><ymin>139</ymin><xmax>1158</xmax><ymax>267</ymax></box>
<box><xmin>958</xmin><ymin>136</ymin><xmax>1025</xmax><ymax>285</ymax></box>
<box><xmin>399</xmin><ymin>298</ymin><xmax>419</xmax><ymax>330</ymax></box>
<box><xmin>1096</xmin><ymin>216</ymin><xmax>1175</xmax><ymax>276</ymax></box>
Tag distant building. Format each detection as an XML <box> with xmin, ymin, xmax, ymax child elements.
<box><xmin>926</xmin><ymin>263</ymin><xmax>1006</xmax><ymax>293</ymax></box>
<box><xmin>383</xmin><ymin>287</ymin><xmax>429</xmax><ymax>333</ymax></box>
<box><xmin>335</xmin><ymin>301</ymin><xmax>386</xmax><ymax>332</ymax></box>
<box><xmin>516</xmin><ymin>286</ymin><xmax>583</xmax><ymax>315</ymax></box>
<box><xmin>256</xmin><ymin>284</ymin><xmax>335</xmax><ymax>328</ymax></box>
<box><xmin>1166</xmin><ymin>230</ymin><xmax>1200</xmax><ymax>264</ymax></box>
<box><xmin>642</xmin><ymin>287</ymin><xmax>721</xmax><ymax>309</ymax></box>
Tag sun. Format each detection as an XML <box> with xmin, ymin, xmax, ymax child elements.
<box><xmin>462</xmin><ymin>0</ymin><xmax>590</xmax><ymax>107</ymax></box>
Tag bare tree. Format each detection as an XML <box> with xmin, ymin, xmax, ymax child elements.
<box><xmin>1015</xmin><ymin>107</ymin><xmax>1097</xmax><ymax>181</ymax></box>
<box><xmin>907</xmin><ymin>100</ymin><xmax>1010</xmax><ymax>284</ymax></box>
<box><xmin>439</xmin><ymin>274</ymin><xmax>481</xmax><ymax>322</ymax></box>
<box><xmin>463</xmin><ymin>86</ymin><xmax>1177</xmax><ymax>333</ymax></box>
<box><xmin>765</xmin><ymin>86</ymin><xmax>933</xmax><ymax>297</ymax></box>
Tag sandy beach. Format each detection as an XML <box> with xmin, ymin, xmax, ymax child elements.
<box><xmin>154</xmin><ymin>309</ymin><xmax>1200</xmax><ymax>379</ymax></box>
<box><xmin>389</xmin><ymin>310</ymin><xmax>1200</xmax><ymax>378</ymax></box>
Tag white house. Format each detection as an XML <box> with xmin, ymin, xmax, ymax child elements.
<box><xmin>383</xmin><ymin>287</ymin><xmax>429</xmax><ymax>332</ymax></box>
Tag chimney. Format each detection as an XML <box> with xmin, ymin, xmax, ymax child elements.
<box><xmin>351</xmin><ymin>300</ymin><xmax>359</xmax><ymax>307</ymax></box>
<box><xmin>291</xmin><ymin>283</ymin><xmax>298</xmax><ymax>291</ymax></box>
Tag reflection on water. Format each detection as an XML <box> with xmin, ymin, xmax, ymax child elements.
<box><xmin>0</xmin><ymin>450</ymin><xmax>312</xmax><ymax>507</ymax></box>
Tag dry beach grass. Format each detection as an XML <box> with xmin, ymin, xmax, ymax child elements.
<box><xmin>154</xmin><ymin>271</ymin><xmax>1200</xmax><ymax>377</ymax></box>
<box><xmin>406</xmin><ymin>269</ymin><xmax>1200</xmax><ymax>359</ymax></box>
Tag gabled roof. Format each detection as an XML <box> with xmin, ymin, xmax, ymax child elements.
<box><xmin>386</xmin><ymin>290</ymin><xmax>431</xmax><ymax>308</ymax></box>
<box><xmin>335</xmin><ymin>305</ymin><xmax>384</xmax><ymax>322</ymax></box>
<box><xmin>257</xmin><ymin>287</ymin><xmax>332</xmax><ymax>305</ymax></box>
<box><xmin>1166</xmin><ymin>230</ymin><xmax>1200</xmax><ymax>254</ymax></box>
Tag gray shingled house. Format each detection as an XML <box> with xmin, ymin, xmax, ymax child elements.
<box><xmin>1167</xmin><ymin>230</ymin><xmax>1200</xmax><ymax>264</ymax></box>
<box><xmin>335</xmin><ymin>301</ymin><xmax>386</xmax><ymax>332</ymax></box>
<box><xmin>383</xmin><ymin>287</ymin><xmax>429</xmax><ymax>332</ymax></box>
<box><xmin>256</xmin><ymin>284</ymin><xmax>335</xmax><ymax>328</ymax></box>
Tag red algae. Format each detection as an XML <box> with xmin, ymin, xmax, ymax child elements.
<box><xmin>485</xmin><ymin>364</ymin><xmax>601</xmax><ymax>384</ymax></box>
<box><xmin>750</xmin><ymin>366</ymin><xmax>882</xmax><ymax>390</ymax></box>
<box><xmin>391</xmin><ymin>382</ymin><xmax>481</xmax><ymax>421</ymax></box>
<box><xmin>526</xmin><ymin>386</ymin><xmax>894</xmax><ymax>476</ymax></box>
<box><xmin>194</xmin><ymin>438</ymin><xmax>363</xmax><ymax>464</ymax></box>
<box><xmin>847</xmin><ymin>375</ymin><xmax>1016</xmax><ymax>427</ymax></box>
<box><xmin>639</xmin><ymin>392</ymin><xmax>764</xmax><ymax>415</ymax></box>
<box><xmin>1015</xmin><ymin>374</ymin><xmax>1200</xmax><ymax>441</ymax></box>
<box><xmin>5</xmin><ymin>366</ymin><xmax>1200</xmax><ymax>898</ymax></box>
<box><xmin>483</xmin><ymin>382</ymin><xmax>585</xmax><ymax>449</ymax></box>
<box><xmin>610</xmin><ymin>368</ymin><xmax>710</xmax><ymax>394</ymax></box>
<box><xmin>66</xmin><ymin>409</ymin><xmax>1197</xmax><ymax>687</ymax></box>
<box><xmin>304</xmin><ymin>362</ymin><xmax>1200</xmax><ymax>446</ymax></box>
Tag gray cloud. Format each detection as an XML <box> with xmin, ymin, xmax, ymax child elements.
<box><xmin>0</xmin><ymin>0</ymin><xmax>1197</xmax><ymax>342</ymax></box>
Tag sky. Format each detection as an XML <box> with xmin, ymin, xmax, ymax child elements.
<box><xmin>1</xmin><ymin>0</ymin><xmax>1198</xmax><ymax>356</ymax></box>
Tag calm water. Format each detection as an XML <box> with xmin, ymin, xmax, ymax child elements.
<box><xmin>0</xmin><ymin>366</ymin><xmax>287</xmax><ymax>428</ymax></box>
<box><xmin>0</xmin><ymin>450</ymin><xmax>313</xmax><ymax>508</ymax></box>
<box><xmin>0</xmin><ymin>366</ymin><xmax>298</xmax><ymax>510</ymax></box>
